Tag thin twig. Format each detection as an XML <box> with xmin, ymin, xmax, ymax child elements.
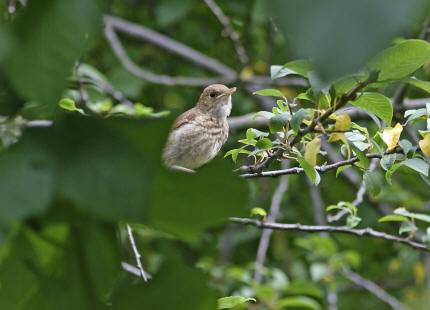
<box><xmin>229</xmin><ymin>217</ymin><xmax>430</xmax><ymax>252</ymax></box>
<box><xmin>342</xmin><ymin>270</ymin><xmax>410</xmax><ymax>310</ymax></box>
<box><xmin>327</xmin><ymin>159</ymin><xmax>378</xmax><ymax>222</ymax></box>
<box><xmin>240</xmin><ymin>149</ymin><xmax>396</xmax><ymax>179</ymax></box>
<box><xmin>126</xmin><ymin>223</ymin><xmax>149</xmax><ymax>281</ymax></box>
<box><xmin>204</xmin><ymin>0</ymin><xmax>248</xmax><ymax>64</ymax></box>
<box><xmin>74</xmin><ymin>61</ymin><xmax>91</xmax><ymax>109</ymax></box>
<box><xmin>254</xmin><ymin>161</ymin><xmax>289</xmax><ymax>282</ymax></box>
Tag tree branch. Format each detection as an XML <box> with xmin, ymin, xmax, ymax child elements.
<box><xmin>126</xmin><ymin>224</ymin><xmax>149</xmax><ymax>281</ymax></box>
<box><xmin>240</xmin><ymin>149</ymin><xmax>396</xmax><ymax>179</ymax></box>
<box><xmin>103</xmin><ymin>15</ymin><xmax>308</xmax><ymax>87</ymax></box>
<box><xmin>229</xmin><ymin>217</ymin><xmax>430</xmax><ymax>252</ymax></box>
<box><xmin>204</xmin><ymin>0</ymin><xmax>248</xmax><ymax>64</ymax></box>
<box><xmin>342</xmin><ymin>270</ymin><xmax>410</xmax><ymax>310</ymax></box>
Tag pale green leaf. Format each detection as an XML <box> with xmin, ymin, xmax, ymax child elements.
<box><xmin>277</xmin><ymin>296</ymin><xmax>321</xmax><ymax>310</ymax></box>
<box><xmin>253</xmin><ymin>89</ymin><xmax>285</xmax><ymax>98</ymax></box>
<box><xmin>378</xmin><ymin>215</ymin><xmax>409</xmax><ymax>223</ymax></box>
<box><xmin>218</xmin><ymin>296</ymin><xmax>256</xmax><ymax>309</ymax></box>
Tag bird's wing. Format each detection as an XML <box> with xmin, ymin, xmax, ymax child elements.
<box><xmin>171</xmin><ymin>107</ymin><xmax>198</xmax><ymax>130</ymax></box>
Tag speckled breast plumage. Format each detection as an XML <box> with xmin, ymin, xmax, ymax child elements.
<box><xmin>162</xmin><ymin>113</ymin><xmax>228</xmax><ymax>169</ymax></box>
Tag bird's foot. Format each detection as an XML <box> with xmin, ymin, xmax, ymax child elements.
<box><xmin>170</xmin><ymin>165</ymin><xmax>196</xmax><ymax>174</ymax></box>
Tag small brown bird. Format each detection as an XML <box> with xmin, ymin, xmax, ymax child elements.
<box><xmin>162</xmin><ymin>84</ymin><xmax>236</xmax><ymax>172</ymax></box>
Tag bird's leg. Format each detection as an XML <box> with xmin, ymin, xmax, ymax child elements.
<box><xmin>170</xmin><ymin>165</ymin><xmax>196</xmax><ymax>174</ymax></box>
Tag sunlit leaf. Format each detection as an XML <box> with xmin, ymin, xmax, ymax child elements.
<box><xmin>304</xmin><ymin>137</ymin><xmax>321</xmax><ymax>167</ymax></box>
<box><xmin>378</xmin><ymin>215</ymin><xmax>409</xmax><ymax>222</ymax></box>
<box><xmin>419</xmin><ymin>133</ymin><xmax>430</xmax><ymax>158</ymax></box>
<box><xmin>381</xmin><ymin>123</ymin><xmax>403</xmax><ymax>150</ymax></box>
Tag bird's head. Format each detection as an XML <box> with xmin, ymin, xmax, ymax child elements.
<box><xmin>197</xmin><ymin>84</ymin><xmax>236</xmax><ymax>119</ymax></box>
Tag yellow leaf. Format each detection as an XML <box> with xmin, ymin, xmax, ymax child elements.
<box><xmin>304</xmin><ymin>137</ymin><xmax>321</xmax><ymax>166</ymax></box>
<box><xmin>240</xmin><ymin>66</ymin><xmax>254</xmax><ymax>79</ymax></box>
<box><xmin>419</xmin><ymin>133</ymin><xmax>430</xmax><ymax>157</ymax></box>
<box><xmin>413</xmin><ymin>261</ymin><xmax>426</xmax><ymax>285</ymax></box>
<box><xmin>382</xmin><ymin>123</ymin><xmax>403</xmax><ymax>150</ymax></box>
<box><xmin>333</xmin><ymin>113</ymin><xmax>351</xmax><ymax>131</ymax></box>
<box><xmin>328</xmin><ymin>132</ymin><xmax>351</xmax><ymax>158</ymax></box>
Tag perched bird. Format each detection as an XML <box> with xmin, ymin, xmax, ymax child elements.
<box><xmin>162</xmin><ymin>84</ymin><xmax>236</xmax><ymax>172</ymax></box>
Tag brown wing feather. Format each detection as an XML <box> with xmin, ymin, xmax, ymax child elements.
<box><xmin>171</xmin><ymin>107</ymin><xmax>198</xmax><ymax>130</ymax></box>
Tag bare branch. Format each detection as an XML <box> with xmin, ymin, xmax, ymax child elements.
<box><xmin>254</xmin><ymin>161</ymin><xmax>289</xmax><ymax>282</ymax></box>
<box><xmin>204</xmin><ymin>0</ymin><xmax>248</xmax><ymax>64</ymax></box>
<box><xmin>229</xmin><ymin>217</ymin><xmax>430</xmax><ymax>252</ymax></box>
<box><xmin>103</xmin><ymin>15</ymin><xmax>308</xmax><ymax>87</ymax></box>
<box><xmin>126</xmin><ymin>223</ymin><xmax>149</xmax><ymax>281</ymax></box>
<box><xmin>342</xmin><ymin>270</ymin><xmax>410</xmax><ymax>310</ymax></box>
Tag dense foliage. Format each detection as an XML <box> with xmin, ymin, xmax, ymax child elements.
<box><xmin>1</xmin><ymin>1</ymin><xmax>430</xmax><ymax>309</ymax></box>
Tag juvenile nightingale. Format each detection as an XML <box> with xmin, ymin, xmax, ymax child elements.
<box><xmin>162</xmin><ymin>84</ymin><xmax>236</xmax><ymax>171</ymax></box>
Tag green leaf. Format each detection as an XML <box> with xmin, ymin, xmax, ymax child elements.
<box><xmin>250</xmin><ymin>207</ymin><xmax>267</xmax><ymax>218</ymax></box>
<box><xmin>378</xmin><ymin>215</ymin><xmax>409</xmax><ymax>223</ymax></box>
<box><xmin>250</xmin><ymin>128</ymin><xmax>269</xmax><ymax>138</ymax></box>
<box><xmin>224</xmin><ymin>148</ymin><xmax>250</xmax><ymax>163</ymax></box>
<box><xmin>58</xmin><ymin>98</ymin><xmax>77</xmax><ymax>111</ymax></box>
<box><xmin>350</xmin><ymin>93</ymin><xmax>393</xmax><ymax>124</ymax></box>
<box><xmin>269</xmin><ymin>112</ymin><xmax>291</xmax><ymax>133</ymax></box>
<box><xmin>6</xmin><ymin>0</ymin><xmax>100</xmax><ymax>115</ymax></box>
<box><xmin>394</xmin><ymin>208</ymin><xmax>430</xmax><ymax>224</ymax></box>
<box><xmin>380</xmin><ymin>154</ymin><xmax>397</xmax><ymax>171</ymax></box>
<box><xmin>298</xmin><ymin>157</ymin><xmax>320</xmax><ymax>185</ymax></box>
<box><xmin>291</xmin><ymin>109</ymin><xmax>312</xmax><ymax>132</ymax></box>
<box><xmin>399</xmin><ymin>221</ymin><xmax>418</xmax><ymax>235</ymax></box>
<box><xmin>347</xmin><ymin>215</ymin><xmax>362</xmax><ymax>229</ymax></box>
<box><xmin>353</xmin><ymin>148</ymin><xmax>369</xmax><ymax>169</ymax></box>
<box><xmin>368</xmin><ymin>39</ymin><xmax>430</xmax><ymax>81</ymax></box>
<box><xmin>398</xmin><ymin>139</ymin><xmax>416</xmax><ymax>155</ymax></box>
<box><xmin>271</xmin><ymin>59</ymin><xmax>313</xmax><ymax>79</ymax></box>
<box><xmin>253</xmin><ymin>111</ymin><xmax>275</xmax><ymax>119</ymax></box>
<box><xmin>402</xmin><ymin>158</ymin><xmax>429</xmax><ymax>176</ymax></box>
<box><xmin>385</xmin><ymin>162</ymin><xmax>403</xmax><ymax>185</ymax></box>
<box><xmin>277</xmin><ymin>296</ymin><xmax>321</xmax><ymax>310</ymax></box>
<box><xmin>0</xmin><ymin>135</ymin><xmax>54</xmax><ymax>224</ymax></box>
<box><xmin>256</xmin><ymin>138</ymin><xmax>273</xmax><ymax>149</ymax></box>
<box><xmin>336</xmin><ymin>165</ymin><xmax>351</xmax><ymax>178</ymax></box>
<box><xmin>364</xmin><ymin>170</ymin><xmax>382</xmax><ymax>197</ymax></box>
<box><xmin>253</xmin><ymin>89</ymin><xmax>285</xmax><ymax>98</ymax></box>
<box><xmin>218</xmin><ymin>296</ymin><xmax>256</xmax><ymax>309</ymax></box>
<box><xmin>404</xmin><ymin>77</ymin><xmax>430</xmax><ymax>94</ymax></box>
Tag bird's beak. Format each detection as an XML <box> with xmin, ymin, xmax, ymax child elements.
<box><xmin>217</xmin><ymin>87</ymin><xmax>237</xmax><ymax>99</ymax></box>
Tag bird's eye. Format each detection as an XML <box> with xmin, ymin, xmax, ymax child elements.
<box><xmin>209</xmin><ymin>92</ymin><xmax>216</xmax><ymax>98</ymax></box>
